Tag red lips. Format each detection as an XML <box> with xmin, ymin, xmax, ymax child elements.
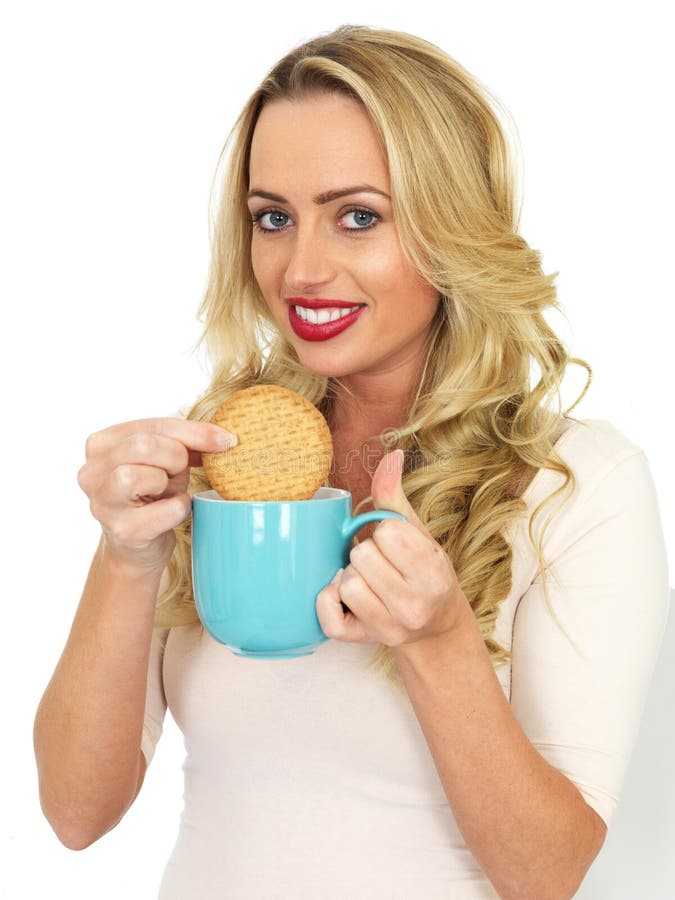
<box><xmin>286</xmin><ymin>297</ymin><xmax>364</xmax><ymax>309</ymax></box>
<box><xmin>288</xmin><ymin>303</ymin><xmax>366</xmax><ymax>342</ymax></box>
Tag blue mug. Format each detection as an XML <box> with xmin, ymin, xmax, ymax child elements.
<box><xmin>191</xmin><ymin>487</ymin><xmax>405</xmax><ymax>658</ymax></box>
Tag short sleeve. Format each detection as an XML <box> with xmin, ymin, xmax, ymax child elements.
<box><xmin>141</xmin><ymin>626</ymin><xmax>169</xmax><ymax>767</ymax></box>
<box><xmin>510</xmin><ymin>446</ymin><xmax>670</xmax><ymax>827</ymax></box>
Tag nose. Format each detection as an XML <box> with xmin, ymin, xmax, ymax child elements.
<box><xmin>283</xmin><ymin>224</ymin><xmax>337</xmax><ymax>293</ymax></box>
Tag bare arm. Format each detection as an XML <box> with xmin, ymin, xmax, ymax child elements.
<box><xmin>34</xmin><ymin>543</ymin><xmax>161</xmax><ymax>849</ymax></box>
<box><xmin>33</xmin><ymin>417</ymin><xmax>236</xmax><ymax>849</ymax></box>
<box><xmin>393</xmin><ymin>608</ymin><xmax>607</xmax><ymax>900</ymax></box>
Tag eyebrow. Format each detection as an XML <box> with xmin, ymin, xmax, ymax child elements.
<box><xmin>247</xmin><ymin>184</ymin><xmax>391</xmax><ymax>205</ymax></box>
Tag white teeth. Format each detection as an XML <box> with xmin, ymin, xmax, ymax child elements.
<box><xmin>294</xmin><ymin>305</ymin><xmax>360</xmax><ymax>324</ymax></box>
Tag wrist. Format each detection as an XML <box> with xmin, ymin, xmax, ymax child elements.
<box><xmin>394</xmin><ymin>594</ymin><xmax>484</xmax><ymax>669</ymax></box>
<box><xmin>97</xmin><ymin>536</ymin><xmax>169</xmax><ymax>588</ymax></box>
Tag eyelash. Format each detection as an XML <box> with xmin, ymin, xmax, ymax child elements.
<box><xmin>248</xmin><ymin>206</ymin><xmax>380</xmax><ymax>236</ymax></box>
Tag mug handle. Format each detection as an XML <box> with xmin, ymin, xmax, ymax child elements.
<box><xmin>341</xmin><ymin>509</ymin><xmax>405</xmax><ymax>542</ymax></box>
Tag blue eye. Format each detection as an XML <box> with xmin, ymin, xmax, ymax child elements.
<box><xmin>344</xmin><ymin>208</ymin><xmax>377</xmax><ymax>230</ymax></box>
<box><xmin>250</xmin><ymin>210</ymin><xmax>290</xmax><ymax>232</ymax></box>
<box><xmin>249</xmin><ymin>206</ymin><xmax>380</xmax><ymax>235</ymax></box>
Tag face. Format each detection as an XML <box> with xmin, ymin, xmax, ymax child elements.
<box><xmin>247</xmin><ymin>92</ymin><xmax>440</xmax><ymax>386</ymax></box>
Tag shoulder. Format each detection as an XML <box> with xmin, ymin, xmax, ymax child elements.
<box><xmin>556</xmin><ymin>418</ymin><xmax>644</xmax><ymax>470</ymax></box>
<box><xmin>523</xmin><ymin>417</ymin><xmax>647</xmax><ymax>509</ymax></box>
<box><xmin>521</xmin><ymin>417</ymin><xmax>666</xmax><ymax>562</ymax></box>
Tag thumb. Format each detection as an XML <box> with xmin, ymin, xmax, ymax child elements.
<box><xmin>371</xmin><ymin>449</ymin><xmax>429</xmax><ymax>538</ymax></box>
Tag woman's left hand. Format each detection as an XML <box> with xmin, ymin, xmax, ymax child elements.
<box><xmin>316</xmin><ymin>450</ymin><xmax>468</xmax><ymax>647</ymax></box>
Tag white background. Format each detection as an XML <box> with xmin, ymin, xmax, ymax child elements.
<box><xmin>2</xmin><ymin>1</ymin><xmax>673</xmax><ymax>897</ymax></box>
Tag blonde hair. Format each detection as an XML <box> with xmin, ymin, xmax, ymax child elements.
<box><xmin>155</xmin><ymin>24</ymin><xmax>591</xmax><ymax>688</ymax></box>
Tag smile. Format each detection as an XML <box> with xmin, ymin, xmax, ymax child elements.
<box><xmin>294</xmin><ymin>305</ymin><xmax>358</xmax><ymax>324</ymax></box>
<box><xmin>288</xmin><ymin>304</ymin><xmax>366</xmax><ymax>342</ymax></box>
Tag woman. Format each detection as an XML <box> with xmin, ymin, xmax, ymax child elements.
<box><xmin>34</xmin><ymin>25</ymin><xmax>669</xmax><ymax>899</ymax></box>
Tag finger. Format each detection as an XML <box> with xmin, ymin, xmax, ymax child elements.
<box><xmin>106</xmin><ymin>432</ymin><xmax>191</xmax><ymax>480</ymax></box>
<box><xmin>163</xmin><ymin>468</ymin><xmax>191</xmax><ymax>498</ymax></box>
<box><xmin>350</xmin><ymin>532</ymin><xmax>451</xmax><ymax>634</ymax></box>
<box><xmin>347</xmin><ymin>537</ymin><xmax>406</xmax><ymax>616</ymax></box>
<box><xmin>371</xmin><ymin>449</ymin><xmax>431</xmax><ymax>539</ymax></box>
<box><xmin>371</xmin><ymin>517</ymin><xmax>439</xmax><ymax>582</ymax></box>
<box><xmin>316</xmin><ymin>570</ymin><xmax>374</xmax><ymax>644</ymax></box>
<box><xmin>85</xmin><ymin>417</ymin><xmax>237</xmax><ymax>461</ymax></box>
<box><xmin>134</xmin><ymin>493</ymin><xmax>193</xmax><ymax>537</ymax></box>
<box><xmin>102</xmin><ymin>464</ymin><xmax>171</xmax><ymax>509</ymax></box>
<box><xmin>78</xmin><ymin>440</ymin><xmax>196</xmax><ymax>503</ymax></box>
<box><xmin>104</xmin><ymin>493</ymin><xmax>192</xmax><ymax>545</ymax></box>
<box><xmin>333</xmin><ymin>563</ymin><xmax>394</xmax><ymax>638</ymax></box>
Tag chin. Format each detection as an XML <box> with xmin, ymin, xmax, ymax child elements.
<box><xmin>305</xmin><ymin>353</ymin><xmax>367</xmax><ymax>380</ymax></box>
<box><xmin>299</xmin><ymin>360</ymin><xmax>354</xmax><ymax>379</ymax></box>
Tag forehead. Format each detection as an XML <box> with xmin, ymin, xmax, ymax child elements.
<box><xmin>248</xmin><ymin>93</ymin><xmax>389</xmax><ymax>189</ymax></box>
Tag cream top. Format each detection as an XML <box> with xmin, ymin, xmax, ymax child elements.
<box><xmin>141</xmin><ymin>419</ymin><xmax>670</xmax><ymax>899</ymax></box>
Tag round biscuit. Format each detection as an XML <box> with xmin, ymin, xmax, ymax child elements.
<box><xmin>202</xmin><ymin>385</ymin><xmax>334</xmax><ymax>501</ymax></box>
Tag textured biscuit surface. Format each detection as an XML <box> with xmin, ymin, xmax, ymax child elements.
<box><xmin>202</xmin><ymin>385</ymin><xmax>334</xmax><ymax>501</ymax></box>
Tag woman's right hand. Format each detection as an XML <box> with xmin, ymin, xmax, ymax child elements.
<box><xmin>77</xmin><ymin>417</ymin><xmax>236</xmax><ymax>572</ymax></box>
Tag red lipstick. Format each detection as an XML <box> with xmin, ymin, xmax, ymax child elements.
<box><xmin>287</xmin><ymin>299</ymin><xmax>366</xmax><ymax>342</ymax></box>
<box><xmin>285</xmin><ymin>297</ymin><xmax>364</xmax><ymax>309</ymax></box>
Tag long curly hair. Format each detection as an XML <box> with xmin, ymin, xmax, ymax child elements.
<box><xmin>155</xmin><ymin>24</ymin><xmax>591</xmax><ymax>689</ymax></box>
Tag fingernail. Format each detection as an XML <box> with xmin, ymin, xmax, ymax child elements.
<box><xmin>331</xmin><ymin>567</ymin><xmax>344</xmax><ymax>583</ymax></box>
<box><xmin>386</xmin><ymin>448</ymin><xmax>404</xmax><ymax>472</ymax></box>
<box><xmin>214</xmin><ymin>428</ymin><xmax>237</xmax><ymax>449</ymax></box>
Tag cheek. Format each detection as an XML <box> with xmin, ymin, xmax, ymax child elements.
<box><xmin>367</xmin><ymin>255</ymin><xmax>438</xmax><ymax>322</ymax></box>
<box><xmin>250</xmin><ymin>243</ymin><xmax>280</xmax><ymax>298</ymax></box>
<box><xmin>355</xmin><ymin>244</ymin><xmax>395</xmax><ymax>284</ymax></box>
<box><xmin>250</xmin><ymin>242</ymin><xmax>264</xmax><ymax>282</ymax></box>
<box><xmin>359</xmin><ymin>243</ymin><xmax>424</xmax><ymax>296</ymax></box>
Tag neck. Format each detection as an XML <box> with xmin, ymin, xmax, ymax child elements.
<box><xmin>330</xmin><ymin>375</ymin><xmax>413</xmax><ymax>436</ymax></box>
<box><xmin>328</xmin><ymin>345</ymin><xmax>428</xmax><ymax>435</ymax></box>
